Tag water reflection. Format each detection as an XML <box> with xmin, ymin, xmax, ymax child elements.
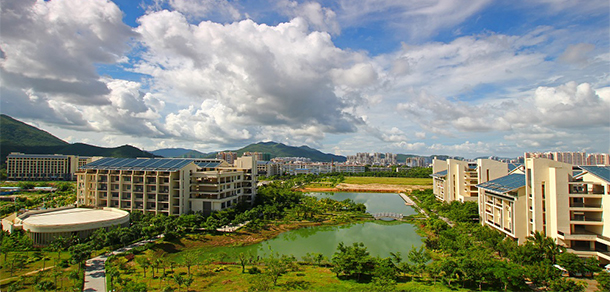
<box><xmin>307</xmin><ymin>192</ymin><xmax>418</xmax><ymax>215</ymax></box>
<box><xmin>204</xmin><ymin>192</ymin><xmax>422</xmax><ymax>261</ymax></box>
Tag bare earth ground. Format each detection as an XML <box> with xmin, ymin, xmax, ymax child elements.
<box><xmin>299</xmin><ymin>183</ymin><xmax>432</xmax><ymax>193</ymax></box>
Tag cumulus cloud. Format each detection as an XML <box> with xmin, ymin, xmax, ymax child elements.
<box><xmin>0</xmin><ymin>0</ymin><xmax>134</xmax><ymax>103</ymax></box>
<box><xmin>277</xmin><ymin>0</ymin><xmax>340</xmax><ymax>35</ymax></box>
<box><xmin>133</xmin><ymin>12</ymin><xmax>373</xmax><ymax>143</ymax></box>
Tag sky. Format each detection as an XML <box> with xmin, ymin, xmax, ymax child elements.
<box><xmin>1</xmin><ymin>0</ymin><xmax>609</xmax><ymax>158</ymax></box>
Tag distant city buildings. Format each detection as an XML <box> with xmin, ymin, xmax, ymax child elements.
<box><xmin>6</xmin><ymin>153</ymin><xmax>98</xmax><ymax>181</ymax></box>
<box><xmin>346</xmin><ymin>152</ymin><xmax>397</xmax><ymax>165</ymax></box>
<box><xmin>405</xmin><ymin>156</ymin><xmax>429</xmax><ymax>167</ymax></box>
<box><xmin>216</xmin><ymin>151</ymin><xmax>238</xmax><ymax>164</ymax></box>
<box><xmin>243</xmin><ymin>152</ymin><xmax>271</xmax><ymax>161</ymax></box>
<box><xmin>523</xmin><ymin>151</ymin><xmax>609</xmax><ymax>166</ymax></box>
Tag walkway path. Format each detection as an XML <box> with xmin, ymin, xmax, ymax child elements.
<box><xmin>1</xmin><ymin>265</ymin><xmax>56</xmax><ymax>284</ymax></box>
<box><xmin>83</xmin><ymin>235</ymin><xmax>163</xmax><ymax>292</ymax></box>
<box><xmin>398</xmin><ymin>193</ymin><xmax>415</xmax><ymax>205</ymax></box>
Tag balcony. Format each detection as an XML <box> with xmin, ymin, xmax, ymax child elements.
<box><xmin>569</xmin><ymin>202</ymin><xmax>603</xmax><ymax>210</ymax></box>
<box><xmin>570</xmin><ymin>215</ymin><xmax>603</xmax><ymax>225</ymax></box>
<box><xmin>568</xmin><ymin>183</ymin><xmax>604</xmax><ymax>195</ymax></box>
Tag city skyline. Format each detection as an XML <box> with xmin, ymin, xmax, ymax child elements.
<box><xmin>1</xmin><ymin>0</ymin><xmax>609</xmax><ymax>158</ymax></box>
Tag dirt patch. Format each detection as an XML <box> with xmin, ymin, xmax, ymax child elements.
<box><xmin>299</xmin><ymin>183</ymin><xmax>431</xmax><ymax>193</ymax></box>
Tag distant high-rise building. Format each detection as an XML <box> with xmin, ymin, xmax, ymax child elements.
<box><xmin>524</xmin><ymin>151</ymin><xmax>608</xmax><ymax>166</ymax></box>
<box><xmin>216</xmin><ymin>151</ymin><xmax>237</xmax><ymax>164</ymax></box>
<box><xmin>242</xmin><ymin>152</ymin><xmax>271</xmax><ymax>161</ymax></box>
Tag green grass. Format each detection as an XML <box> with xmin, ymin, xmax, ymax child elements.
<box><xmin>0</xmin><ymin>251</ymin><xmax>81</xmax><ymax>291</ymax></box>
<box><xmin>108</xmin><ymin>256</ymin><xmax>468</xmax><ymax>292</ymax></box>
<box><xmin>343</xmin><ymin>177</ymin><xmax>432</xmax><ymax>186</ymax></box>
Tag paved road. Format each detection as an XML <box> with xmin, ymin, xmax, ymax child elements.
<box><xmin>83</xmin><ymin>236</ymin><xmax>162</xmax><ymax>292</ymax></box>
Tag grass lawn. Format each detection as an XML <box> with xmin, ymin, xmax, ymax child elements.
<box><xmin>343</xmin><ymin>177</ymin><xmax>432</xmax><ymax>186</ymax></box>
<box><xmin>109</xmin><ymin>257</ymin><xmax>468</xmax><ymax>292</ymax></box>
<box><xmin>0</xmin><ymin>251</ymin><xmax>82</xmax><ymax>291</ymax></box>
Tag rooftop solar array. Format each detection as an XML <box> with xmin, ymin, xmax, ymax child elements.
<box><xmin>476</xmin><ymin>174</ymin><xmax>525</xmax><ymax>194</ymax></box>
<box><xmin>577</xmin><ymin>166</ymin><xmax>610</xmax><ymax>183</ymax></box>
<box><xmin>80</xmin><ymin>157</ymin><xmax>197</xmax><ymax>171</ymax></box>
<box><xmin>195</xmin><ymin>161</ymin><xmax>222</xmax><ymax>168</ymax></box>
<box><xmin>431</xmin><ymin>170</ymin><xmax>448</xmax><ymax>178</ymax></box>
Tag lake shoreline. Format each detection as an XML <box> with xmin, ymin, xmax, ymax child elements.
<box><xmin>298</xmin><ymin>183</ymin><xmax>432</xmax><ymax>193</ymax></box>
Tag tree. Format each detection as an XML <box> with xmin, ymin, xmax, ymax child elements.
<box><xmin>407</xmin><ymin>245</ymin><xmax>430</xmax><ymax>279</ymax></box>
<box><xmin>264</xmin><ymin>253</ymin><xmax>291</xmax><ymax>285</ymax></box>
<box><xmin>182</xmin><ymin>252</ymin><xmax>197</xmax><ymax>276</ymax></box>
<box><xmin>548</xmin><ymin>277</ymin><xmax>586</xmax><ymax>292</ymax></box>
<box><xmin>237</xmin><ymin>252</ymin><xmax>252</xmax><ymax>273</ymax></box>
<box><xmin>173</xmin><ymin>274</ymin><xmax>185</xmax><ymax>292</ymax></box>
<box><xmin>136</xmin><ymin>256</ymin><xmax>150</xmax><ymax>278</ymax></box>
<box><xmin>68</xmin><ymin>270</ymin><xmax>80</xmax><ymax>287</ymax></box>
<box><xmin>331</xmin><ymin>242</ymin><xmax>376</xmax><ymax>281</ymax></box>
<box><xmin>595</xmin><ymin>271</ymin><xmax>610</xmax><ymax>291</ymax></box>
<box><xmin>69</xmin><ymin>243</ymin><xmax>91</xmax><ymax>272</ymax></box>
<box><xmin>35</xmin><ymin>280</ymin><xmax>56</xmax><ymax>291</ymax></box>
<box><xmin>557</xmin><ymin>252</ymin><xmax>585</xmax><ymax>276</ymax></box>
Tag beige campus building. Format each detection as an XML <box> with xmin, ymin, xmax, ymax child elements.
<box><xmin>76</xmin><ymin>156</ymin><xmax>257</xmax><ymax>216</ymax></box>
<box><xmin>6</xmin><ymin>153</ymin><xmax>96</xmax><ymax>181</ymax></box>
<box><xmin>432</xmin><ymin>158</ymin><xmax>518</xmax><ymax>203</ymax></box>
<box><xmin>477</xmin><ymin>158</ymin><xmax>609</xmax><ymax>264</ymax></box>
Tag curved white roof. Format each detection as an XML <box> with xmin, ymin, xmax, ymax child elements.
<box><xmin>20</xmin><ymin>208</ymin><xmax>129</xmax><ymax>233</ymax></box>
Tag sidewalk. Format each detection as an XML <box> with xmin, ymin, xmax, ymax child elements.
<box><xmin>83</xmin><ymin>236</ymin><xmax>162</xmax><ymax>292</ymax></box>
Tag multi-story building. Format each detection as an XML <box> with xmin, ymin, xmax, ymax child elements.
<box><xmin>243</xmin><ymin>152</ymin><xmax>271</xmax><ymax>161</ymax></box>
<box><xmin>257</xmin><ymin>161</ymin><xmax>281</xmax><ymax>177</ymax></box>
<box><xmin>432</xmin><ymin>158</ymin><xmax>515</xmax><ymax>203</ymax></box>
<box><xmin>216</xmin><ymin>152</ymin><xmax>237</xmax><ymax>164</ymax></box>
<box><xmin>524</xmin><ymin>151</ymin><xmax>609</xmax><ymax>166</ymax></box>
<box><xmin>477</xmin><ymin>173</ymin><xmax>528</xmax><ymax>242</ymax></box>
<box><xmin>587</xmin><ymin>153</ymin><xmax>610</xmax><ymax>166</ymax></box>
<box><xmin>477</xmin><ymin>158</ymin><xmax>609</xmax><ymax>264</ymax></box>
<box><xmin>76</xmin><ymin>156</ymin><xmax>257</xmax><ymax>216</ymax></box>
<box><xmin>6</xmin><ymin>153</ymin><xmax>96</xmax><ymax>181</ymax></box>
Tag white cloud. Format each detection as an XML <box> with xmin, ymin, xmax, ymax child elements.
<box><xmin>558</xmin><ymin>43</ymin><xmax>595</xmax><ymax>65</ymax></box>
<box><xmin>169</xmin><ymin>0</ymin><xmax>241</xmax><ymax>21</ymax></box>
<box><xmin>134</xmin><ymin>11</ymin><xmax>375</xmax><ymax>143</ymax></box>
<box><xmin>336</xmin><ymin>0</ymin><xmax>491</xmax><ymax>40</ymax></box>
<box><xmin>0</xmin><ymin>0</ymin><xmax>134</xmax><ymax>104</ymax></box>
<box><xmin>277</xmin><ymin>0</ymin><xmax>340</xmax><ymax>35</ymax></box>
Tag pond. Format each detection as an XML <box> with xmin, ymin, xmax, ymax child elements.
<box><xmin>204</xmin><ymin>192</ymin><xmax>423</xmax><ymax>261</ymax></box>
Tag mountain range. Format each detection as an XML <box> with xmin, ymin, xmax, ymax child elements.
<box><xmin>1</xmin><ymin>114</ymin><xmax>443</xmax><ymax>165</ymax></box>
<box><xmin>0</xmin><ymin>115</ymin><xmax>347</xmax><ymax>164</ymax></box>
<box><xmin>0</xmin><ymin>114</ymin><xmax>156</xmax><ymax>165</ymax></box>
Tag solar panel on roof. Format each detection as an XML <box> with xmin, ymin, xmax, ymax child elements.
<box><xmin>577</xmin><ymin>166</ymin><xmax>610</xmax><ymax>183</ymax></box>
<box><xmin>476</xmin><ymin>174</ymin><xmax>525</xmax><ymax>194</ymax></box>
<box><xmin>80</xmin><ymin>157</ymin><xmax>197</xmax><ymax>171</ymax></box>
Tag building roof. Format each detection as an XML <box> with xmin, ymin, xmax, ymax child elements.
<box><xmin>17</xmin><ymin>207</ymin><xmax>129</xmax><ymax>233</ymax></box>
<box><xmin>508</xmin><ymin>163</ymin><xmax>522</xmax><ymax>172</ymax></box>
<box><xmin>576</xmin><ymin>166</ymin><xmax>610</xmax><ymax>183</ymax></box>
<box><xmin>8</xmin><ymin>153</ymin><xmax>72</xmax><ymax>159</ymax></box>
<box><xmin>476</xmin><ymin>174</ymin><xmax>525</xmax><ymax>194</ymax></box>
<box><xmin>431</xmin><ymin>170</ymin><xmax>447</xmax><ymax>178</ymax></box>
<box><xmin>81</xmin><ymin>157</ymin><xmax>197</xmax><ymax>171</ymax></box>
<box><xmin>194</xmin><ymin>161</ymin><xmax>223</xmax><ymax>168</ymax></box>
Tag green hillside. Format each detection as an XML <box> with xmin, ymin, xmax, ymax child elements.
<box><xmin>0</xmin><ymin>114</ymin><xmax>68</xmax><ymax>147</ymax></box>
<box><xmin>229</xmin><ymin>141</ymin><xmax>347</xmax><ymax>162</ymax></box>
<box><xmin>0</xmin><ymin>115</ymin><xmax>157</xmax><ymax>165</ymax></box>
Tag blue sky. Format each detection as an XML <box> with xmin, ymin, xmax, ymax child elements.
<box><xmin>1</xmin><ymin>0</ymin><xmax>609</xmax><ymax>158</ymax></box>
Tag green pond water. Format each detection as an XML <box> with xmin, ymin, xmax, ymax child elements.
<box><xmin>204</xmin><ymin>192</ymin><xmax>423</xmax><ymax>261</ymax></box>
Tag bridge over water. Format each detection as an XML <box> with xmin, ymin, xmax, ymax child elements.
<box><xmin>371</xmin><ymin>212</ymin><xmax>404</xmax><ymax>221</ymax></box>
